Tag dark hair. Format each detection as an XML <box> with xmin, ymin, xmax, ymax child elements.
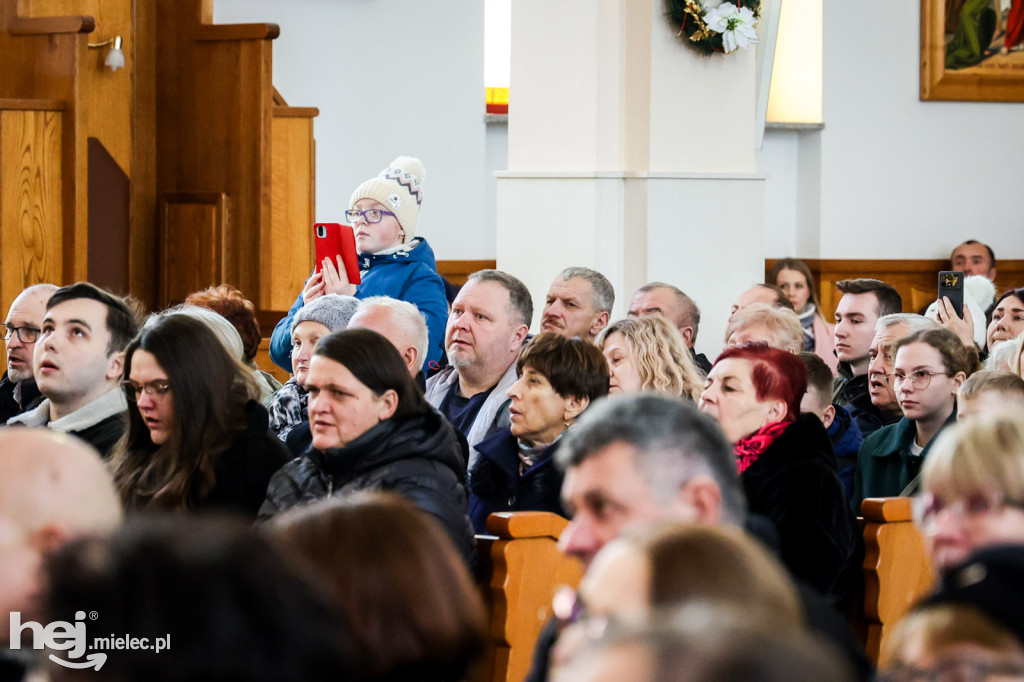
<box><xmin>994</xmin><ymin>287</ymin><xmax>1024</xmax><ymax>310</ymax></box>
<box><xmin>714</xmin><ymin>343</ymin><xmax>807</xmax><ymax>423</ymax></box>
<box><xmin>835</xmin><ymin>278</ymin><xmax>903</xmax><ymax>317</ymax></box>
<box><xmin>112</xmin><ymin>314</ymin><xmax>261</xmax><ymax>510</ymax></box>
<box><xmin>43</xmin><ymin>516</ymin><xmax>357</xmax><ymax>682</ymax></box>
<box><xmin>893</xmin><ymin>328</ymin><xmax>973</xmax><ymax>379</ymax></box>
<box><xmin>314</xmin><ymin>328</ymin><xmax>428</xmax><ymax>420</ymax></box>
<box><xmin>768</xmin><ymin>258</ymin><xmax>823</xmax><ymax>313</ymax></box>
<box><xmin>799</xmin><ymin>352</ymin><xmax>834</xmax><ymax>406</ymax></box>
<box><xmin>268</xmin><ymin>492</ymin><xmax>487</xmax><ymax>682</ymax></box>
<box><xmin>185</xmin><ymin>284</ymin><xmax>262</xmax><ymax>363</ymax></box>
<box><xmin>557</xmin><ymin>394</ymin><xmax>746</xmax><ymax>526</ymax></box>
<box><xmin>517</xmin><ymin>332</ymin><xmax>609</xmax><ymax>403</ymax></box>
<box><xmin>466</xmin><ymin>269</ymin><xmax>533</xmax><ymax>328</ymax></box>
<box><xmin>47</xmin><ymin>282</ymin><xmax>139</xmax><ymax>354</ymax></box>
<box><xmin>635</xmin><ymin>282</ymin><xmax>702</xmax><ymax>341</ymax></box>
<box><xmin>952</xmin><ymin>240</ymin><xmax>997</xmax><ymax>269</ymax></box>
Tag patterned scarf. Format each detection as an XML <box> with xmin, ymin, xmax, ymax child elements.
<box><xmin>733</xmin><ymin>420</ymin><xmax>790</xmax><ymax>475</ymax></box>
<box><xmin>266</xmin><ymin>378</ymin><xmax>308</xmax><ymax>441</ymax></box>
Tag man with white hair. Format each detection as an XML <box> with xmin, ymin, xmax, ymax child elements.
<box><xmin>348</xmin><ymin>296</ymin><xmax>430</xmax><ymax>386</ymax></box>
<box><xmin>1</xmin><ymin>284</ymin><xmax>58</xmax><ymax>424</ymax></box>
<box><xmin>0</xmin><ymin>428</ymin><xmax>122</xmax><ymax>678</ymax></box>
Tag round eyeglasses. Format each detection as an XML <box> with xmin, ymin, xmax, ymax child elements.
<box><xmin>122</xmin><ymin>379</ymin><xmax>172</xmax><ymax>402</ymax></box>
<box><xmin>911</xmin><ymin>490</ymin><xmax>1024</xmax><ymax>535</ymax></box>
<box><xmin>3</xmin><ymin>324</ymin><xmax>40</xmax><ymax>343</ymax></box>
<box><xmin>891</xmin><ymin>370</ymin><xmax>947</xmax><ymax>390</ymax></box>
<box><xmin>344</xmin><ymin>208</ymin><xmax>396</xmax><ymax>224</ymax></box>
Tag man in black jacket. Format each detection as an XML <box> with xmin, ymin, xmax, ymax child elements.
<box><xmin>1</xmin><ymin>284</ymin><xmax>57</xmax><ymax>425</ymax></box>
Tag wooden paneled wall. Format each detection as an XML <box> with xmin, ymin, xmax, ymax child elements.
<box><xmin>767</xmin><ymin>259</ymin><xmax>1024</xmax><ymax>317</ymax></box>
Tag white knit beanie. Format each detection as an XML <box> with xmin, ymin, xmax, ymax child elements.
<box><xmin>348</xmin><ymin>156</ymin><xmax>425</xmax><ymax>244</ymax></box>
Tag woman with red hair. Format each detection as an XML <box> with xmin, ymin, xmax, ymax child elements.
<box><xmin>699</xmin><ymin>342</ymin><xmax>858</xmax><ymax>607</ymax></box>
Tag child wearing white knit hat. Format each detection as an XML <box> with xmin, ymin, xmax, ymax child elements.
<box><xmin>267</xmin><ymin>156</ymin><xmax>448</xmax><ymax>373</ymax></box>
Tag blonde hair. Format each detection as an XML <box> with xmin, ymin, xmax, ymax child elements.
<box><xmin>723</xmin><ymin>303</ymin><xmax>803</xmax><ymax>354</ymax></box>
<box><xmin>881</xmin><ymin>604</ymin><xmax>1024</xmax><ymax>668</ymax></box>
<box><xmin>599</xmin><ymin>317</ymin><xmax>704</xmax><ymax>401</ymax></box>
<box><xmin>922</xmin><ymin>412</ymin><xmax>1024</xmax><ymax>502</ymax></box>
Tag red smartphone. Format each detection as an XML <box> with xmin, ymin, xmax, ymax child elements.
<box><xmin>314</xmin><ymin>223</ymin><xmax>361</xmax><ymax>285</ymax></box>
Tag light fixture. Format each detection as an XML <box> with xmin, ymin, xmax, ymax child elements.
<box><xmin>87</xmin><ymin>36</ymin><xmax>125</xmax><ymax>72</ymax></box>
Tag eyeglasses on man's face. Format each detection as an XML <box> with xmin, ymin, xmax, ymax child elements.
<box><xmin>3</xmin><ymin>324</ymin><xmax>40</xmax><ymax>344</ymax></box>
<box><xmin>122</xmin><ymin>379</ymin><xmax>172</xmax><ymax>402</ymax></box>
<box><xmin>344</xmin><ymin>209</ymin><xmax>396</xmax><ymax>224</ymax></box>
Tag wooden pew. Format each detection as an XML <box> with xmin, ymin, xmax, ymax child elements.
<box><xmin>475</xmin><ymin>511</ymin><xmax>583</xmax><ymax>682</ymax></box>
<box><xmin>859</xmin><ymin>497</ymin><xmax>936</xmax><ymax>664</ymax></box>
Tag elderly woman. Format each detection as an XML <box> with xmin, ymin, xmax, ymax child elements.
<box><xmin>913</xmin><ymin>412</ymin><xmax>1024</xmax><ymax>575</ymax></box>
<box><xmin>723</xmin><ymin>302</ymin><xmax>805</xmax><ymax>354</ymax></box>
<box><xmin>598</xmin><ymin>316</ymin><xmax>703</xmax><ymax>400</ymax></box>
<box><xmin>467</xmin><ymin>333</ymin><xmax>609</xmax><ymax>533</ymax></box>
<box><xmin>259</xmin><ymin>329</ymin><xmax>476</xmax><ymax>567</ymax></box>
<box><xmin>699</xmin><ymin>342</ymin><xmax>858</xmax><ymax>605</ymax></box>
<box><xmin>268</xmin><ymin>156</ymin><xmax>448</xmax><ymax>372</ymax></box>
<box><xmin>266</xmin><ymin>294</ymin><xmax>360</xmax><ymax>456</ymax></box>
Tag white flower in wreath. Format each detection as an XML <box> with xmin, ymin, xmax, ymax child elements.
<box><xmin>387</xmin><ymin>192</ymin><xmax>402</xmax><ymax>209</ymax></box>
<box><xmin>703</xmin><ymin>3</ymin><xmax>759</xmax><ymax>54</ymax></box>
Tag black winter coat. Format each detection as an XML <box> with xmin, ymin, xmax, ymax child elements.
<box><xmin>740</xmin><ymin>414</ymin><xmax>860</xmax><ymax>608</ymax></box>
<box><xmin>258</xmin><ymin>407</ymin><xmax>477</xmax><ymax>568</ymax></box>
<box><xmin>467</xmin><ymin>429</ymin><xmax>566</xmax><ymax>534</ymax></box>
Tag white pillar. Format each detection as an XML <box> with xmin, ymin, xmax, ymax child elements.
<box><xmin>497</xmin><ymin>0</ymin><xmax>766</xmax><ymax>361</ymax></box>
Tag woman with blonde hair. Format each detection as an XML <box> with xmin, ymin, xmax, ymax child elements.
<box><xmin>913</xmin><ymin>412</ymin><xmax>1024</xmax><ymax>575</ymax></box>
<box><xmin>598</xmin><ymin>316</ymin><xmax>703</xmax><ymax>401</ymax></box>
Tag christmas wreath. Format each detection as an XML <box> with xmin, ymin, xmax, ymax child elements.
<box><xmin>666</xmin><ymin>0</ymin><xmax>761</xmax><ymax>55</ymax></box>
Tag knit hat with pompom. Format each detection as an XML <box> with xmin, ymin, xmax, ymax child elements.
<box><xmin>348</xmin><ymin>156</ymin><xmax>425</xmax><ymax>244</ymax></box>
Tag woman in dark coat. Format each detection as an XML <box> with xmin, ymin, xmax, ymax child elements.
<box><xmin>112</xmin><ymin>314</ymin><xmax>290</xmax><ymax>519</ymax></box>
<box><xmin>699</xmin><ymin>342</ymin><xmax>859</xmax><ymax>607</ymax></box>
<box><xmin>467</xmin><ymin>333</ymin><xmax>609</xmax><ymax>533</ymax></box>
<box><xmin>259</xmin><ymin>328</ymin><xmax>476</xmax><ymax>567</ymax></box>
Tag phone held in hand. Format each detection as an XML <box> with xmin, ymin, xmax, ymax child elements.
<box><xmin>314</xmin><ymin>223</ymin><xmax>361</xmax><ymax>285</ymax></box>
<box><xmin>938</xmin><ymin>271</ymin><xmax>964</xmax><ymax>320</ymax></box>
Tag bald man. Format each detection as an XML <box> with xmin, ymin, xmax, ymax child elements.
<box><xmin>1</xmin><ymin>284</ymin><xmax>58</xmax><ymax>424</ymax></box>
<box><xmin>0</xmin><ymin>428</ymin><xmax>122</xmax><ymax>664</ymax></box>
<box><xmin>348</xmin><ymin>296</ymin><xmax>429</xmax><ymax>382</ymax></box>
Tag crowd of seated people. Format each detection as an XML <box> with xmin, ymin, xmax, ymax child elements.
<box><xmin>3</xmin><ymin>234</ymin><xmax>1024</xmax><ymax>682</ymax></box>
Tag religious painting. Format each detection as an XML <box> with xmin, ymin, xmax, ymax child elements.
<box><xmin>921</xmin><ymin>0</ymin><xmax>1024</xmax><ymax>101</ymax></box>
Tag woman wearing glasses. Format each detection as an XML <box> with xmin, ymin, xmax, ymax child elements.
<box><xmin>112</xmin><ymin>314</ymin><xmax>290</xmax><ymax>518</ymax></box>
<box><xmin>853</xmin><ymin>328</ymin><xmax>974</xmax><ymax>511</ymax></box>
<box><xmin>268</xmin><ymin>156</ymin><xmax>448</xmax><ymax>373</ymax></box>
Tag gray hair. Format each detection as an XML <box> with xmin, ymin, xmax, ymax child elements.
<box><xmin>985</xmin><ymin>334</ymin><xmax>1023</xmax><ymax>373</ymax></box>
<box><xmin>558</xmin><ymin>266</ymin><xmax>615</xmax><ymax>314</ymax></box>
<box><xmin>466</xmin><ymin>269</ymin><xmax>533</xmax><ymax>329</ymax></box>
<box><xmin>875</xmin><ymin>313</ymin><xmax>937</xmax><ymax>335</ymax></box>
<box><xmin>723</xmin><ymin>303</ymin><xmax>803</xmax><ymax>354</ymax></box>
<box><xmin>151</xmin><ymin>305</ymin><xmax>245</xmax><ymax>362</ymax></box>
<box><xmin>557</xmin><ymin>394</ymin><xmax>746</xmax><ymax>526</ymax></box>
<box><xmin>635</xmin><ymin>282</ymin><xmax>702</xmax><ymax>342</ymax></box>
<box><xmin>355</xmin><ymin>296</ymin><xmax>430</xmax><ymax>372</ymax></box>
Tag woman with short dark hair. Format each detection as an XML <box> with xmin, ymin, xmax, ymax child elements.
<box><xmin>467</xmin><ymin>332</ymin><xmax>609</xmax><ymax>533</ymax></box>
<box><xmin>259</xmin><ymin>329</ymin><xmax>476</xmax><ymax>566</ymax></box>
<box><xmin>269</xmin><ymin>492</ymin><xmax>487</xmax><ymax>682</ymax></box>
<box><xmin>112</xmin><ymin>314</ymin><xmax>290</xmax><ymax>518</ymax></box>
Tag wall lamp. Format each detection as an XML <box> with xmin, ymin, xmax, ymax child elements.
<box><xmin>88</xmin><ymin>36</ymin><xmax>125</xmax><ymax>72</ymax></box>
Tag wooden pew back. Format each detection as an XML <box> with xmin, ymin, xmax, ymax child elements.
<box><xmin>475</xmin><ymin>512</ymin><xmax>583</xmax><ymax>682</ymax></box>
<box><xmin>860</xmin><ymin>497</ymin><xmax>936</xmax><ymax>664</ymax></box>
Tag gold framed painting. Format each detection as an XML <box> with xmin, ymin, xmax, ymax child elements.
<box><xmin>921</xmin><ymin>0</ymin><xmax>1024</xmax><ymax>101</ymax></box>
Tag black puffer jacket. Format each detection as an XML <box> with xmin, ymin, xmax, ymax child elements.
<box><xmin>258</xmin><ymin>407</ymin><xmax>476</xmax><ymax>568</ymax></box>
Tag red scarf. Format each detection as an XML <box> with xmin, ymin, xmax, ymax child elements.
<box><xmin>733</xmin><ymin>421</ymin><xmax>789</xmax><ymax>475</ymax></box>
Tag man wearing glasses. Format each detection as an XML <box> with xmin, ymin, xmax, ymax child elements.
<box><xmin>8</xmin><ymin>283</ymin><xmax>138</xmax><ymax>458</ymax></box>
<box><xmin>1</xmin><ymin>284</ymin><xmax>57</xmax><ymax>424</ymax></box>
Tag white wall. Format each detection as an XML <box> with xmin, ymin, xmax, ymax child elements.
<box><xmin>762</xmin><ymin>0</ymin><xmax>1024</xmax><ymax>261</ymax></box>
<box><xmin>214</xmin><ymin>0</ymin><xmax>495</xmax><ymax>261</ymax></box>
